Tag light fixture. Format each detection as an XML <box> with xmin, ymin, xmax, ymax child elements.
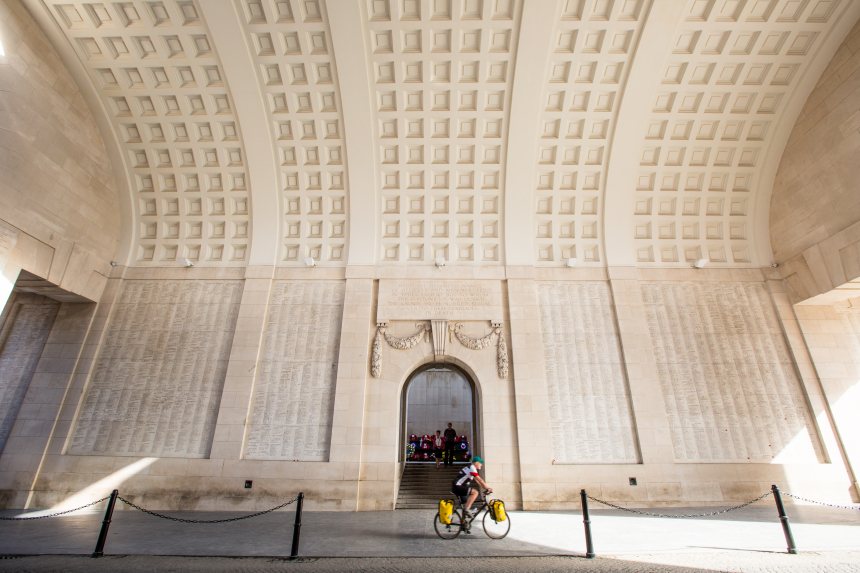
<box><xmin>109</xmin><ymin>260</ymin><xmax>118</xmax><ymax>267</ymax></box>
<box><xmin>304</xmin><ymin>256</ymin><xmax>316</xmax><ymax>268</ymax></box>
<box><xmin>434</xmin><ymin>253</ymin><xmax>447</xmax><ymax>268</ymax></box>
<box><xmin>692</xmin><ymin>258</ymin><xmax>708</xmax><ymax>269</ymax></box>
<box><xmin>566</xmin><ymin>257</ymin><xmax>577</xmax><ymax>268</ymax></box>
<box><xmin>180</xmin><ymin>257</ymin><xmax>194</xmax><ymax>268</ymax></box>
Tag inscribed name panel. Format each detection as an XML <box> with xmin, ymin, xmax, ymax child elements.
<box><xmin>69</xmin><ymin>280</ymin><xmax>242</xmax><ymax>458</ymax></box>
<box><xmin>538</xmin><ymin>281</ymin><xmax>638</xmax><ymax>463</ymax></box>
<box><xmin>642</xmin><ymin>281</ymin><xmax>823</xmax><ymax>463</ymax></box>
<box><xmin>245</xmin><ymin>280</ymin><xmax>345</xmax><ymax>461</ymax></box>
<box><xmin>0</xmin><ymin>294</ymin><xmax>59</xmax><ymax>452</ymax></box>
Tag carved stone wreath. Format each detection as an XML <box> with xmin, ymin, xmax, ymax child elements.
<box><xmin>370</xmin><ymin>321</ymin><xmax>508</xmax><ymax>379</ymax></box>
<box><xmin>450</xmin><ymin>322</ymin><xmax>509</xmax><ymax>379</ymax></box>
<box><xmin>371</xmin><ymin>322</ymin><xmax>429</xmax><ymax>378</ymax></box>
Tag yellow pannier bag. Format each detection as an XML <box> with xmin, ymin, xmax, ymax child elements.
<box><xmin>439</xmin><ymin>499</ymin><xmax>454</xmax><ymax>525</ymax></box>
<box><xmin>491</xmin><ymin>499</ymin><xmax>507</xmax><ymax>522</ymax></box>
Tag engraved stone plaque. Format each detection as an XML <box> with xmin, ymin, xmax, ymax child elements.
<box><xmin>0</xmin><ymin>295</ymin><xmax>59</xmax><ymax>452</ymax></box>
<box><xmin>642</xmin><ymin>281</ymin><xmax>822</xmax><ymax>463</ymax></box>
<box><xmin>69</xmin><ymin>280</ymin><xmax>242</xmax><ymax>458</ymax></box>
<box><xmin>538</xmin><ymin>282</ymin><xmax>638</xmax><ymax>464</ymax></box>
<box><xmin>377</xmin><ymin>280</ymin><xmax>502</xmax><ymax>322</ymax></box>
<box><xmin>244</xmin><ymin>281</ymin><xmax>345</xmax><ymax>461</ymax></box>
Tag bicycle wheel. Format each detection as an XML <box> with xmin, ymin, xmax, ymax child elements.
<box><xmin>434</xmin><ymin>510</ymin><xmax>464</xmax><ymax>539</ymax></box>
<box><xmin>482</xmin><ymin>508</ymin><xmax>511</xmax><ymax>539</ymax></box>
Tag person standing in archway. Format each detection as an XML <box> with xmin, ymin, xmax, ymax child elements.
<box><xmin>443</xmin><ymin>422</ymin><xmax>457</xmax><ymax>466</ymax></box>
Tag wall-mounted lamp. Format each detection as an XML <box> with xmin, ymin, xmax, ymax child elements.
<box><xmin>566</xmin><ymin>257</ymin><xmax>577</xmax><ymax>268</ymax></box>
<box><xmin>691</xmin><ymin>258</ymin><xmax>708</xmax><ymax>269</ymax></box>
<box><xmin>304</xmin><ymin>256</ymin><xmax>316</xmax><ymax>268</ymax></box>
<box><xmin>109</xmin><ymin>261</ymin><xmax>118</xmax><ymax>267</ymax></box>
<box><xmin>434</xmin><ymin>253</ymin><xmax>447</xmax><ymax>268</ymax></box>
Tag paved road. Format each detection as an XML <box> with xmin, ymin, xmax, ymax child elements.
<box><xmin>1</xmin><ymin>553</ymin><xmax>860</xmax><ymax>573</ymax></box>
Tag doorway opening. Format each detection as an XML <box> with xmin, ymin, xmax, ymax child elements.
<box><xmin>400</xmin><ymin>363</ymin><xmax>479</xmax><ymax>465</ymax></box>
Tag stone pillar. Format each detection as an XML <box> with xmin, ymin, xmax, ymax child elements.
<box><xmin>329</xmin><ymin>276</ymin><xmax>374</xmax><ymax>509</ymax></box>
<box><xmin>608</xmin><ymin>267</ymin><xmax>673</xmax><ymax>464</ymax></box>
<box><xmin>506</xmin><ymin>273</ymin><xmax>553</xmax><ymax>509</ymax></box>
<box><xmin>209</xmin><ymin>266</ymin><xmax>274</xmax><ymax>460</ymax></box>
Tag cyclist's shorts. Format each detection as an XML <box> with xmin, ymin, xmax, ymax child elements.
<box><xmin>451</xmin><ymin>482</ymin><xmax>470</xmax><ymax>502</ymax></box>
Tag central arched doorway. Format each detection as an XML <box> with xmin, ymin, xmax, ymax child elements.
<box><xmin>397</xmin><ymin>363</ymin><xmax>481</xmax><ymax>508</ymax></box>
<box><xmin>401</xmin><ymin>363</ymin><xmax>479</xmax><ymax>463</ymax></box>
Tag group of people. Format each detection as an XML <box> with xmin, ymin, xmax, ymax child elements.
<box><xmin>407</xmin><ymin>423</ymin><xmax>470</xmax><ymax>467</ymax></box>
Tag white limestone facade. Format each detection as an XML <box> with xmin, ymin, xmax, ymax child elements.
<box><xmin>0</xmin><ymin>0</ymin><xmax>859</xmax><ymax>512</ymax></box>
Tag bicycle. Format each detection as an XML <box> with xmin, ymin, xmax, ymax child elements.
<box><xmin>434</xmin><ymin>489</ymin><xmax>511</xmax><ymax>540</ymax></box>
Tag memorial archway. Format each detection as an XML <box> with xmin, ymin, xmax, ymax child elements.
<box><xmin>400</xmin><ymin>363</ymin><xmax>480</xmax><ymax>464</ymax></box>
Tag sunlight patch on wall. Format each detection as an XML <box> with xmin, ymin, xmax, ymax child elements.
<box><xmin>18</xmin><ymin>457</ymin><xmax>156</xmax><ymax>517</ymax></box>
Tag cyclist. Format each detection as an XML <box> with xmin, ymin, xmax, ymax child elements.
<box><xmin>451</xmin><ymin>455</ymin><xmax>492</xmax><ymax>517</ymax></box>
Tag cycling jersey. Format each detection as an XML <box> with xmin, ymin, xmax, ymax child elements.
<box><xmin>454</xmin><ymin>463</ymin><xmax>479</xmax><ymax>487</ymax></box>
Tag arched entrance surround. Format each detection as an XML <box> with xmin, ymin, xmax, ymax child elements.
<box><xmin>399</xmin><ymin>361</ymin><xmax>482</xmax><ymax>463</ymax></box>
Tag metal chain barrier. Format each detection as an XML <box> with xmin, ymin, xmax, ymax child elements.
<box><xmin>586</xmin><ymin>490</ymin><xmax>773</xmax><ymax>518</ymax></box>
<box><xmin>782</xmin><ymin>491</ymin><xmax>860</xmax><ymax>511</ymax></box>
<box><xmin>116</xmin><ymin>494</ymin><xmax>299</xmax><ymax>524</ymax></box>
<box><xmin>0</xmin><ymin>496</ymin><xmax>110</xmax><ymax>521</ymax></box>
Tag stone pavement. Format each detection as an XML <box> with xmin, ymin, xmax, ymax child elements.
<box><xmin>0</xmin><ymin>553</ymin><xmax>859</xmax><ymax>572</ymax></box>
<box><xmin>0</xmin><ymin>501</ymin><xmax>858</xmax><ymax>572</ymax></box>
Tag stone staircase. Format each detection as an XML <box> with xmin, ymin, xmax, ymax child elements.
<box><xmin>396</xmin><ymin>463</ymin><xmax>464</xmax><ymax>509</ymax></box>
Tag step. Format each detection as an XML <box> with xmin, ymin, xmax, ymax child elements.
<box><xmin>396</xmin><ymin>463</ymin><xmax>469</xmax><ymax>509</ymax></box>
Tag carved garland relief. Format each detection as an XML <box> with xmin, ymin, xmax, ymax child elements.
<box><xmin>371</xmin><ymin>321</ymin><xmax>508</xmax><ymax>379</ymax></box>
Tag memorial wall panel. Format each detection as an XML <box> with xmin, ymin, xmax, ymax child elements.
<box><xmin>0</xmin><ymin>294</ymin><xmax>59</xmax><ymax>452</ymax></box>
<box><xmin>69</xmin><ymin>280</ymin><xmax>242</xmax><ymax>458</ymax></box>
<box><xmin>642</xmin><ymin>281</ymin><xmax>822</xmax><ymax>463</ymax></box>
<box><xmin>245</xmin><ymin>281</ymin><xmax>345</xmax><ymax>461</ymax></box>
<box><xmin>538</xmin><ymin>282</ymin><xmax>638</xmax><ymax>463</ymax></box>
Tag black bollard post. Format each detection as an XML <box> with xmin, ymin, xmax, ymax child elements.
<box><xmin>290</xmin><ymin>492</ymin><xmax>304</xmax><ymax>559</ymax></box>
<box><xmin>771</xmin><ymin>484</ymin><xmax>797</xmax><ymax>554</ymax></box>
<box><xmin>580</xmin><ymin>489</ymin><xmax>595</xmax><ymax>559</ymax></box>
<box><xmin>92</xmin><ymin>489</ymin><xmax>119</xmax><ymax>558</ymax></box>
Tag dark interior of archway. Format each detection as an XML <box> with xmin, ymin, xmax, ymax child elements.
<box><xmin>404</xmin><ymin>366</ymin><xmax>474</xmax><ymax>463</ymax></box>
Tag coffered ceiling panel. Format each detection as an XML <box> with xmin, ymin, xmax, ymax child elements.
<box><xmin>238</xmin><ymin>0</ymin><xmax>349</xmax><ymax>265</ymax></box>
<box><xmin>43</xmin><ymin>0</ymin><xmax>252</xmax><ymax>266</ymax></box>
<box><xmin>632</xmin><ymin>0</ymin><xmax>842</xmax><ymax>266</ymax></box>
<box><xmin>533</xmin><ymin>0</ymin><xmax>648</xmax><ymax>266</ymax></box>
<box><xmin>25</xmin><ymin>0</ymin><xmax>860</xmax><ymax>269</ymax></box>
<box><xmin>368</xmin><ymin>0</ymin><xmax>522</xmax><ymax>265</ymax></box>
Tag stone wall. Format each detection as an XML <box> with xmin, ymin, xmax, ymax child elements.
<box><xmin>771</xmin><ymin>20</ymin><xmax>860</xmax><ymax>303</ymax></box>
<box><xmin>795</xmin><ymin>300</ymin><xmax>860</xmax><ymax>494</ymax></box>
<box><xmin>0</xmin><ymin>2</ymin><xmax>120</xmax><ymax>303</ymax></box>
<box><xmin>0</xmin><ymin>269</ymin><xmax>854</xmax><ymax>511</ymax></box>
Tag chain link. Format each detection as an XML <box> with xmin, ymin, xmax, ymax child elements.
<box><xmin>116</xmin><ymin>495</ymin><xmax>298</xmax><ymax>523</ymax></box>
<box><xmin>586</xmin><ymin>491</ymin><xmax>772</xmax><ymax>518</ymax></box>
<box><xmin>782</xmin><ymin>492</ymin><xmax>860</xmax><ymax>511</ymax></box>
<box><xmin>0</xmin><ymin>496</ymin><xmax>110</xmax><ymax>521</ymax></box>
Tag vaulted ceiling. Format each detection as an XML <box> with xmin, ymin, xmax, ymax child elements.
<box><xmin>23</xmin><ymin>0</ymin><xmax>860</xmax><ymax>268</ymax></box>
